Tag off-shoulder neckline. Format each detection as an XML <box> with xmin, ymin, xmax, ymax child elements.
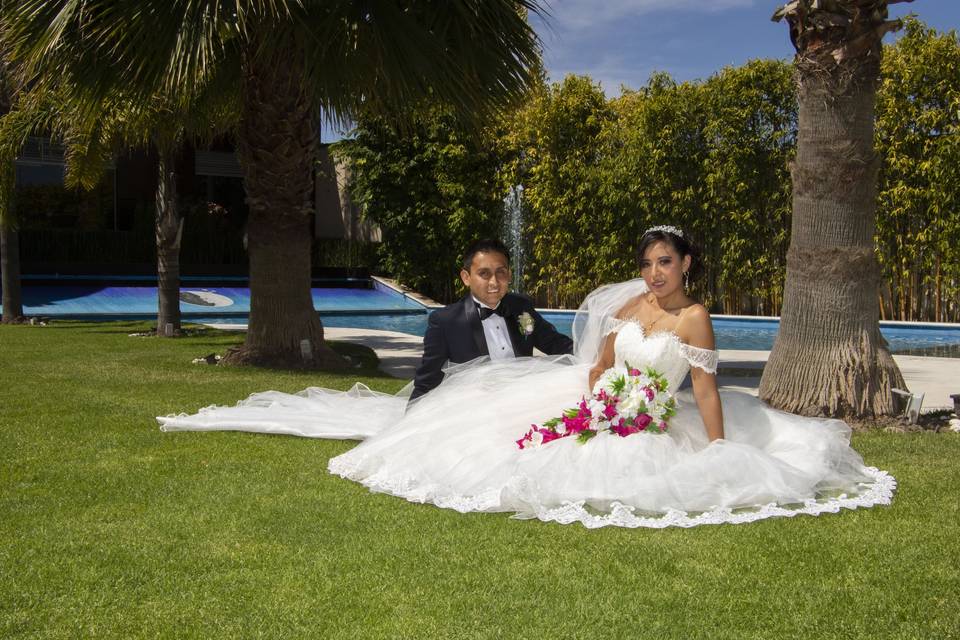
<box><xmin>614</xmin><ymin>317</ymin><xmax>716</xmax><ymax>353</ymax></box>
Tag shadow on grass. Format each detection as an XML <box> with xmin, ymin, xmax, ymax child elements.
<box><xmin>33</xmin><ymin>319</ymin><xmax>396</xmax><ymax>379</ymax></box>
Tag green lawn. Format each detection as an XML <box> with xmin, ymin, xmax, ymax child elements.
<box><xmin>1</xmin><ymin>321</ymin><xmax>958</xmax><ymax>639</ymax></box>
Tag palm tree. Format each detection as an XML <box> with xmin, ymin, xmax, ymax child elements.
<box><xmin>0</xmin><ymin>79</ymin><xmax>237</xmax><ymax>335</ymax></box>
<box><xmin>69</xmin><ymin>91</ymin><xmax>238</xmax><ymax>337</ymax></box>
<box><xmin>761</xmin><ymin>0</ymin><xmax>909</xmax><ymax>417</ymax></box>
<box><xmin>2</xmin><ymin>1</ymin><xmax>545</xmax><ymax>368</ymax></box>
<box><xmin>0</xmin><ymin>57</ymin><xmax>24</xmax><ymax>323</ymax></box>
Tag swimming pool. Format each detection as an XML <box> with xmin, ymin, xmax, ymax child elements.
<box><xmin>8</xmin><ymin>278</ymin><xmax>960</xmax><ymax>355</ymax></box>
<box><xmin>202</xmin><ymin>310</ymin><xmax>960</xmax><ymax>356</ymax></box>
<box><xmin>11</xmin><ymin>279</ymin><xmax>424</xmax><ymax>316</ymax></box>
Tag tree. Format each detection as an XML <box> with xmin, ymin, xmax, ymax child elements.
<box><xmin>501</xmin><ymin>74</ymin><xmax>614</xmax><ymax>307</ymax></box>
<box><xmin>495</xmin><ymin>68</ymin><xmax>796</xmax><ymax>312</ymax></box>
<box><xmin>89</xmin><ymin>95</ymin><xmax>237</xmax><ymax>337</ymax></box>
<box><xmin>0</xmin><ymin>57</ymin><xmax>24</xmax><ymax>323</ymax></box>
<box><xmin>0</xmin><ymin>79</ymin><xmax>237</xmax><ymax>335</ymax></box>
<box><xmin>602</xmin><ymin>74</ymin><xmax>709</xmax><ymax>305</ymax></box>
<box><xmin>761</xmin><ymin>0</ymin><xmax>908</xmax><ymax>417</ymax></box>
<box><xmin>2</xmin><ymin>1</ymin><xmax>545</xmax><ymax>368</ymax></box>
<box><xmin>876</xmin><ymin>17</ymin><xmax>960</xmax><ymax>323</ymax></box>
<box><xmin>339</xmin><ymin>104</ymin><xmax>504</xmax><ymax>303</ymax></box>
<box><xmin>700</xmin><ymin>60</ymin><xmax>796</xmax><ymax>316</ymax></box>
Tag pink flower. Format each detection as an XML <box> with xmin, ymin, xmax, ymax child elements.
<box><xmin>578</xmin><ymin>399</ymin><xmax>591</xmax><ymax>417</ymax></box>
<box><xmin>516</xmin><ymin>428</ymin><xmax>537</xmax><ymax>449</ymax></box>
<box><xmin>612</xmin><ymin>423</ymin><xmax>640</xmax><ymax>437</ymax></box>
<box><xmin>563</xmin><ymin>415</ymin><xmax>590</xmax><ymax>434</ymax></box>
<box><xmin>541</xmin><ymin>430</ymin><xmax>562</xmax><ymax>444</ymax></box>
<box><xmin>518</xmin><ymin>366</ymin><xmax>672</xmax><ymax>446</ymax></box>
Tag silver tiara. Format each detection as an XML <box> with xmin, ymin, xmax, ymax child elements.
<box><xmin>644</xmin><ymin>225</ymin><xmax>684</xmax><ymax>238</ymax></box>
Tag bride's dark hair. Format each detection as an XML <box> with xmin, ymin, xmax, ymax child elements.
<box><xmin>637</xmin><ymin>227</ymin><xmax>704</xmax><ymax>284</ymax></box>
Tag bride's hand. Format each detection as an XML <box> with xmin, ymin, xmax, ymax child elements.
<box><xmin>588</xmin><ymin>331</ymin><xmax>617</xmax><ymax>390</ymax></box>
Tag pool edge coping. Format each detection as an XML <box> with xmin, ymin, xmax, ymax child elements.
<box><xmin>371</xmin><ymin>276</ymin><xmax>443</xmax><ymax>309</ymax></box>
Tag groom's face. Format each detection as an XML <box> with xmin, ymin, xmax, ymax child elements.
<box><xmin>461</xmin><ymin>250</ymin><xmax>511</xmax><ymax>309</ymax></box>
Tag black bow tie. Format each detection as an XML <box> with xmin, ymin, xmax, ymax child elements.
<box><xmin>477</xmin><ymin>302</ymin><xmax>507</xmax><ymax>321</ymax></box>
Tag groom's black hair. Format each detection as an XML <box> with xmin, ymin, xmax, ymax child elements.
<box><xmin>462</xmin><ymin>238</ymin><xmax>511</xmax><ymax>271</ymax></box>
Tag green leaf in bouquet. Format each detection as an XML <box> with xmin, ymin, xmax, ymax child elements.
<box><xmin>563</xmin><ymin>408</ymin><xmax>581</xmax><ymax>418</ymax></box>
<box><xmin>611</xmin><ymin>377</ymin><xmax>626</xmax><ymax>395</ymax></box>
<box><xmin>576</xmin><ymin>430</ymin><xmax>598</xmax><ymax>444</ymax></box>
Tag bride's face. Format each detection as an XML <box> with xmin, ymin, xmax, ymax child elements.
<box><xmin>461</xmin><ymin>250</ymin><xmax>511</xmax><ymax>308</ymax></box>
<box><xmin>639</xmin><ymin>241</ymin><xmax>691</xmax><ymax>298</ymax></box>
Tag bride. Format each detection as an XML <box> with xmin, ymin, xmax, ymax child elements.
<box><xmin>159</xmin><ymin>226</ymin><xmax>895</xmax><ymax>528</ymax></box>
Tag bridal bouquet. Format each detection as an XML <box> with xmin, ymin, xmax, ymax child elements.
<box><xmin>516</xmin><ymin>365</ymin><xmax>676</xmax><ymax>450</ymax></box>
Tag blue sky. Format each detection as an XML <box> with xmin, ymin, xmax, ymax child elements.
<box><xmin>531</xmin><ymin>0</ymin><xmax>960</xmax><ymax>94</ymax></box>
<box><xmin>323</xmin><ymin>1</ymin><xmax>959</xmax><ymax>141</ymax></box>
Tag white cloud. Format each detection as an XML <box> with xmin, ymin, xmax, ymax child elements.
<box><xmin>546</xmin><ymin>52</ymin><xmax>702</xmax><ymax>96</ymax></box>
<box><xmin>545</xmin><ymin>0</ymin><xmax>757</xmax><ymax>29</ymax></box>
<box><xmin>532</xmin><ymin>0</ymin><xmax>773</xmax><ymax>94</ymax></box>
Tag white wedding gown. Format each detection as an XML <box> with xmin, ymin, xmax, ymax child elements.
<box><xmin>158</xmin><ymin>280</ymin><xmax>895</xmax><ymax>529</ymax></box>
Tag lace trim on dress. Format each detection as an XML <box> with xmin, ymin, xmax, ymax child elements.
<box><xmin>602</xmin><ymin>318</ymin><xmax>719</xmax><ymax>375</ymax></box>
<box><xmin>601</xmin><ymin>316</ymin><xmax>629</xmax><ymax>337</ymax></box>
<box><xmin>520</xmin><ymin>467</ymin><xmax>895</xmax><ymax>529</ymax></box>
<box><xmin>329</xmin><ymin>452</ymin><xmax>896</xmax><ymax>529</ymax></box>
<box><xmin>678</xmin><ymin>343</ymin><xmax>719</xmax><ymax>375</ymax></box>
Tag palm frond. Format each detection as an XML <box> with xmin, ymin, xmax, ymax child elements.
<box><xmin>3</xmin><ymin>0</ymin><xmax>547</xmax><ymax>131</ymax></box>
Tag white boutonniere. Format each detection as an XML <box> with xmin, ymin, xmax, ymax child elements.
<box><xmin>517</xmin><ymin>312</ymin><xmax>535</xmax><ymax>336</ymax></box>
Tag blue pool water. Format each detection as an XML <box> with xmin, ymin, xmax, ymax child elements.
<box><xmin>203</xmin><ymin>311</ymin><xmax>960</xmax><ymax>355</ymax></box>
<box><xmin>7</xmin><ymin>280</ymin><xmax>960</xmax><ymax>355</ymax></box>
<box><xmin>13</xmin><ymin>283</ymin><xmax>423</xmax><ymax>316</ymax></box>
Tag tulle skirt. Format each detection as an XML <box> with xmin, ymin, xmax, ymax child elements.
<box><xmin>159</xmin><ymin>356</ymin><xmax>895</xmax><ymax>528</ymax></box>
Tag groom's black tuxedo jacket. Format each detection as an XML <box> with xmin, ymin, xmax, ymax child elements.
<box><xmin>410</xmin><ymin>292</ymin><xmax>574</xmax><ymax>401</ymax></box>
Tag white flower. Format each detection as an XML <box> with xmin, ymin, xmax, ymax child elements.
<box><xmin>588</xmin><ymin>398</ymin><xmax>607</xmax><ymax>416</ymax></box>
<box><xmin>618</xmin><ymin>397</ymin><xmax>641</xmax><ymax>419</ymax></box>
<box><xmin>517</xmin><ymin>312</ymin><xmax>535</xmax><ymax>336</ymax></box>
<box><xmin>530</xmin><ymin>430</ymin><xmax>545</xmax><ymax>446</ymax></box>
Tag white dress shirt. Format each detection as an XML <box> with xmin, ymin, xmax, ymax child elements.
<box><xmin>473</xmin><ymin>297</ymin><xmax>516</xmax><ymax>361</ymax></box>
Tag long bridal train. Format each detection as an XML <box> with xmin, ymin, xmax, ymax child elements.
<box><xmin>158</xmin><ymin>280</ymin><xmax>895</xmax><ymax>529</ymax></box>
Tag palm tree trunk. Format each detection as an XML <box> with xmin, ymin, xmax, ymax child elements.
<box><xmin>1</xmin><ymin>219</ymin><xmax>24</xmax><ymax>323</ymax></box>
<box><xmin>222</xmin><ymin>37</ymin><xmax>343</xmax><ymax>369</ymax></box>
<box><xmin>155</xmin><ymin>147</ymin><xmax>183</xmax><ymax>336</ymax></box>
<box><xmin>761</xmin><ymin>1</ymin><xmax>905</xmax><ymax>417</ymax></box>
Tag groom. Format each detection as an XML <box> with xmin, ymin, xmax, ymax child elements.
<box><xmin>410</xmin><ymin>239</ymin><xmax>574</xmax><ymax>401</ymax></box>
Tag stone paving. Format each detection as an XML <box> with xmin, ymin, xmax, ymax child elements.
<box><xmin>321</xmin><ymin>327</ymin><xmax>959</xmax><ymax>411</ymax></box>
<box><xmin>204</xmin><ymin>321</ymin><xmax>957</xmax><ymax>410</ymax></box>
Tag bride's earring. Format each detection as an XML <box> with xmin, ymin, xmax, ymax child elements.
<box><xmin>683</xmin><ymin>271</ymin><xmax>690</xmax><ymax>292</ymax></box>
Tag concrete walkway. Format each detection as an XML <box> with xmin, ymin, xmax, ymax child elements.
<box><xmin>324</xmin><ymin>327</ymin><xmax>425</xmax><ymax>379</ymax></box>
<box><xmin>321</xmin><ymin>327</ymin><xmax>959</xmax><ymax>411</ymax></box>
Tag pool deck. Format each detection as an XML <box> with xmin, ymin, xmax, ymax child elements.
<box><xmin>314</xmin><ymin>327</ymin><xmax>959</xmax><ymax>411</ymax></box>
